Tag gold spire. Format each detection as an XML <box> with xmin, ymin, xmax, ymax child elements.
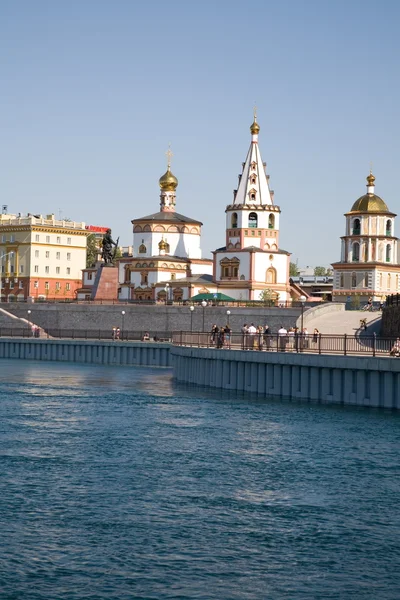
<box><xmin>367</xmin><ymin>170</ymin><xmax>376</xmax><ymax>188</ymax></box>
<box><xmin>159</xmin><ymin>236</ymin><xmax>168</xmax><ymax>251</ymax></box>
<box><xmin>159</xmin><ymin>145</ymin><xmax>178</xmax><ymax>191</ymax></box>
<box><xmin>250</xmin><ymin>105</ymin><xmax>260</xmax><ymax>135</ymax></box>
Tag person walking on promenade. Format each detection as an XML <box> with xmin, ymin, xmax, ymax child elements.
<box><xmin>241</xmin><ymin>324</ymin><xmax>248</xmax><ymax>350</ymax></box>
<box><xmin>257</xmin><ymin>325</ymin><xmax>264</xmax><ymax>350</ymax></box>
<box><xmin>278</xmin><ymin>325</ymin><xmax>287</xmax><ymax>352</ymax></box>
<box><xmin>288</xmin><ymin>327</ymin><xmax>295</xmax><ymax>351</ymax></box>
<box><xmin>264</xmin><ymin>324</ymin><xmax>271</xmax><ymax>350</ymax></box>
<box><xmin>247</xmin><ymin>323</ymin><xmax>257</xmax><ymax>349</ymax></box>
<box><xmin>210</xmin><ymin>324</ymin><xmax>219</xmax><ymax>345</ymax></box>
<box><xmin>313</xmin><ymin>328</ymin><xmax>319</xmax><ymax>344</ymax></box>
<box><xmin>224</xmin><ymin>324</ymin><xmax>231</xmax><ymax>347</ymax></box>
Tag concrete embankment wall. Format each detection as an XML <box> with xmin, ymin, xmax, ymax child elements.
<box><xmin>0</xmin><ymin>303</ymin><xmax>302</xmax><ymax>334</ymax></box>
<box><xmin>171</xmin><ymin>346</ymin><xmax>400</xmax><ymax>409</ymax></box>
<box><xmin>0</xmin><ymin>338</ymin><xmax>171</xmax><ymax>367</ymax></box>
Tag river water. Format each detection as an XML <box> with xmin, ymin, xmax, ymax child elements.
<box><xmin>0</xmin><ymin>359</ymin><xmax>399</xmax><ymax>599</ymax></box>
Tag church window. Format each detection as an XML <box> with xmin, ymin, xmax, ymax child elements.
<box><xmin>233</xmin><ymin>266</ymin><xmax>238</xmax><ymax>277</ymax></box>
<box><xmin>352</xmin><ymin>219</ymin><xmax>361</xmax><ymax>235</ymax></box>
<box><xmin>220</xmin><ymin>257</ymin><xmax>240</xmax><ymax>279</ymax></box>
<box><xmin>223</xmin><ymin>267</ymin><xmax>229</xmax><ymax>277</ymax></box>
<box><xmin>387</xmin><ymin>273</ymin><xmax>391</xmax><ymax>290</ymax></box>
<box><xmin>386</xmin><ymin>244</ymin><xmax>391</xmax><ymax>262</ymax></box>
<box><xmin>139</xmin><ymin>243</ymin><xmax>146</xmax><ymax>254</ymax></box>
<box><xmin>386</xmin><ymin>220</ymin><xmax>392</xmax><ymax>236</ymax></box>
<box><xmin>248</xmin><ymin>212</ymin><xmax>258</xmax><ymax>228</ymax></box>
<box><xmin>250</xmin><ymin>161</ymin><xmax>257</xmax><ymax>170</ymax></box>
<box><xmin>352</xmin><ymin>242</ymin><xmax>360</xmax><ymax>262</ymax></box>
<box><xmin>266</xmin><ymin>267</ymin><xmax>277</xmax><ymax>284</ymax></box>
<box><xmin>171</xmin><ymin>273</ymin><xmax>176</xmax><ymax>280</ymax></box>
<box><xmin>268</xmin><ymin>214</ymin><xmax>275</xmax><ymax>229</ymax></box>
<box><xmin>351</xmin><ymin>272</ymin><xmax>357</xmax><ymax>288</ymax></box>
<box><xmin>231</xmin><ymin>213</ymin><xmax>238</xmax><ymax>228</ymax></box>
<box><xmin>249</xmin><ymin>189</ymin><xmax>257</xmax><ymax>201</ymax></box>
<box><xmin>340</xmin><ymin>273</ymin><xmax>344</xmax><ymax>288</ymax></box>
<box><xmin>250</xmin><ymin>174</ymin><xmax>257</xmax><ymax>185</ymax></box>
<box><xmin>141</xmin><ymin>272</ymin><xmax>148</xmax><ymax>285</ymax></box>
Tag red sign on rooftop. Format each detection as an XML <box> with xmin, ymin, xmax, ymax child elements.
<box><xmin>85</xmin><ymin>225</ymin><xmax>109</xmax><ymax>232</ymax></box>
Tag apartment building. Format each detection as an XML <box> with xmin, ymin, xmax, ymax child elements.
<box><xmin>0</xmin><ymin>212</ymin><xmax>89</xmax><ymax>301</ymax></box>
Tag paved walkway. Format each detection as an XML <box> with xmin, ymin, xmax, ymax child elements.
<box><xmin>305</xmin><ymin>309</ymin><xmax>381</xmax><ymax>335</ymax></box>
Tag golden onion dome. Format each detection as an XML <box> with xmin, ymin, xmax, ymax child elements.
<box><xmin>158</xmin><ymin>237</ymin><xmax>168</xmax><ymax>250</ymax></box>
<box><xmin>250</xmin><ymin>118</ymin><xmax>260</xmax><ymax>134</ymax></box>
<box><xmin>159</xmin><ymin>166</ymin><xmax>178</xmax><ymax>192</ymax></box>
<box><xmin>350</xmin><ymin>173</ymin><xmax>389</xmax><ymax>213</ymax></box>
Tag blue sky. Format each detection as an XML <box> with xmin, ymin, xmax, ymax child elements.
<box><xmin>1</xmin><ymin>0</ymin><xmax>400</xmax><ymax>267</ymax></box>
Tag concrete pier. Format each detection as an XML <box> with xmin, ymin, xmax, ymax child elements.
<box><xmin>171</xmin><ymin>346</ymin><xmax>400</xmax><ymax>408</ymax></box>
<box><xmin>0</xmin><ymin>338</ymin><xmax>171</xmax><ymax>367</ymax></box>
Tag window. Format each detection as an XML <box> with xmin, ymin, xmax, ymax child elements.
<box><xmin>56</xmin><ymin>252</ymin><xmax>60</xmax><ymax>260</ymax></box>
<box><xmin>34</xmin><ymin>265</ymin><xmax>39</xmax><ymax>273</ymax></box>
<box><xmin>340</xmin><ymin>273</ymin><xmax>344</xmax><ymax>288</ymax></box>
<box><xmin>268</xmin><ymin>214</ymin><xmax>275</xmax><ymax>229</ymax></box>
<box><xmin>250</xmin><ymin>174</ymin><xmax>257</xmax><ymax>185</ymax></box>
<box><xmin>379</xmin><ymin>273</ymin><xmax>382</xmax><ymax>287</ymax></box>
<box><xmin>35</xmin><ymin>250</ymin><xmax>39</xmax><ymax>258</ymax></box>
<box><xmin>19</xmin><ymin>281</ymin><xmax>23</xmax><ymax>289</ymax></box>
<box><xmin>231</xmin><ymin>213</ymin><xmax>238</xmax><ymax>228</ymax></box>
<box><xmin>352</xmin><ymin>242</ymin><xmax>360</xmax><ymax>262</ymax></box>
<box><xmin>352</xmin><ymin>273</ymin><xmax>357</xmax><ymax>288</ymax></box>
<box><xmin>35</xmin><ymin>234</ymin><xmax>39</xmax><ymax>242</ymax></box>
<box><xmin>171</xmin><ymin>273</ymin><xmax>176</xmax><ymax>280</ymax></box>
<box><xmin>46</xmin><ymin>251</ymin><xmax>50</xmax><ymax>258</ymax></box>
<box><xmin>248</xmin><ymin>212</ymin><xmax>258</xmax><ymax>228</ymax></box>
<box><xmin>387</xmin><ymin>273</ymin><xmax>391</xmax><ymax>291</ymax></box>
<box><xmin>10</xmin><ymin>235</ymin><xmax>14</xmax><ymax>242</ymax></box>
<box><xmin>67</xmin><ymin>253</ymin><xmax>71</xmax><ymax>260</ymax></box>
<box><xmin>45</xmin><ymin>266</ymin><xmax>49</xmax><ymax>274</ymax></box>
<box><xmin>352</xmin><ymin>218</ymin><xmax>361</xmax><ymax>235</ymax></box>
<box><xmin>46</xmin><ymin>236</ymin><xmax>50</xmax><ymax>243</ymax></box>
<box><xmin>223</xmin><ymin>267</ymin><xmax>229</xmax><ymax>277</ymax></box>
<box><xmin>141</xmin><ymin>272</ymin><xmax>148</xmax><ymax>285</ymax></box>
<box><xmin>56</xmin><ymin>267</ymin><xmax>60</xmax><ymax>274</ymax></box>
<box><xmin>10</xmin><ymin>265</ymin><xmax>14</xmax><ymax>273</ymax></box>
<box><xmin>220</xmin><ymin>257</ymin><xmax>240</xmax><ymax>279</ymax></box>
<box><xmin>45</xmin><ymin>282</ymin><xmax>49</xmax><ymax>290</ymax></box>
<box><xmin>67</xmin><ymin>237</ymin><xmax>71</xmax><ymax>245</ymax></box>
<box><xmin>66</xmin><ymin>283</ymin><xmax>70</xmax><ymax>291</ymax></box>
<box><xmin>386</xmin><ymin>220</ymin><xmax>392</xmax><ymax>237</ymax></box>
<box><xmin>386</xmin><ymin>244</ymin><xmax>391</xmax><ymax>262</ymax></box>
<box><xmin>87</xmin><ymin>272</ymin><xmax>92</xmax><ymax>280</ymax></box>
<box><xmin>57</xmin><ymin>237</ymin><xmax>61</xmax><ymax>244</ymax></box>
<box><xmin>258</xmin><ymin>231</ymin><xmax>261</xmax><ymax>236</ymax></box>
<box><xmin>139</xmin><ymin>244</ymin><xmax>146</xmax><ymax>254</ymax></box>
<box><xmin>19</xmin><ymin>265</ymin><xmax>24</xmax><ymax>273</ymax></box>
<box><xmin>266</xmin><ymin>267</ymin><xmax>277</xmax><ymax>284</ymax></box>
<box><xmin>66</xmin><ymin>267</ymin><xmax>71</xmax><ymax>275</ymax></box>
<box><xmin>56</xmin><ymin>282</ymin><xmax>60</xmax><ymax>291</ymax></box>
<box><xmin>245</xmin><ymin>230</ymin><xmax>248</xmax><ymax>235</ymax></box>
<box><xmin>9</xmin><ymin>281</ymin><xmax>14</xmax><ymax>289</ymax></box>
<box><xmin>1</xmin><ymin>235</ymin><xmax>5</xmax><ymax>242</ymax></box>
<box><xmin>34</xmin><ymin>281</ymin><xmax>38</xmax><ymax>289</ymax></box>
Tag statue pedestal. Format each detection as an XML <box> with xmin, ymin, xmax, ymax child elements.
<box><xmin>91</xmin><ymin>265</ymin><xmax>119</xmax><ymax>301</ymax></box>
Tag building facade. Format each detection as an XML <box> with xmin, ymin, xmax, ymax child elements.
<box><xmin>0</xmin><ymin>212</ymin><xmax>89</xmax><ymax>301</ymax></box>
<box><xmin>332</xmin><ymin>173</ymin><xmax>400</xmax><ymax>302</ymax></box>
<box><xmin>211</xmin><ymin>115</ymin><xmax>291</xmax><ymax>301</ymax></box>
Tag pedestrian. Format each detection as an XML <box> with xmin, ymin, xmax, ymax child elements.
<box><xmin>263</xmin><ymin>324</ymin><xmax>270</xmax><ymax>350</ymax></box>
<box><xmin>288</xmin><ymin>327</ymin><xmax>295</xmax><ymax>351</ymax></box>
<box><xmin>278</xmin><ymin>325</ymin><xmax>287</xmax><ymax>352</ymax></box>
<box><xmin>210</xmin><ymin>324</ymin><xmax>218</xmax><ymax>345</ymax></box>
<box><xmin>247</xmin><ymin>323</ymin><xmax>257</xmax><ymax>349</ymax></box>
<box><xmin>217</xmin><ymin>327</ymin><xmax>224</xmax><ymax>349</ymax></box>
<box><xmin>116</xmin><ymin>327</ymin><xmax>121</xmax><ymax>340</ymax></box>
<box><xmin>313</xmin><ymin>328</ymin><xmax>319</xmax><ymax>344</ymax></box>
<box><xmin>241</xmin><ymin>323</ymin><xmax>248</xmax><ymax>350</ymax></box>
<box><xmin>303</xmin><ymin>327</ymin><xmax>309</xmax><ymax>348</ymax></box>
<box><xmin>257</xmin><ymin>325</ymin><xmax>264</xmax><ymax>350</ymax></box>
<box><xmin>224</xmin><ymin>324</ymin><xmax>231</xmax><ymax>346</ymax></box>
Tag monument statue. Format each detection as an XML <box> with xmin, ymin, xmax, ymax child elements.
<box><xmin>101</xmin><ymin>229</ymin><xmax>119</xmax><ymax>265</ymax></box>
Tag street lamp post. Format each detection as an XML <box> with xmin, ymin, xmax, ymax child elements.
<box><xmin>201</xmin><ymin>299</ymin><xmax>207</xmax><ymax>332</ymax></box>
<box><xmin>299</xmin><ymin>295</ymin><xmax>306</xmax><ymax>351</ymax></box>
<box><xmin>190</xmin><ymin>305</ymin><xmax>194</xmax><ymax>332</ymax></box>
<box><xmin>226</xmin><ymin>310</ymin><xmax>231</xmax><ymax>326</ymax></box>
<box><xmin>121</xmin><ymin>310</ymin><xmax>126</xmax><ymax>340</ymax></box>
<box><xmin>27</xmin><ymin>309</ymin><xmax>31</xmax><ymax>337</ymax></box>
<box><xmin>165</xmin><ymin>282</ymin><xmax>170</xmax><ymax>304</ymax></box>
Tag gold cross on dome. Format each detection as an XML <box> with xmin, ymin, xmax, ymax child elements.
<box><xmin>166</xmin><ymin>144</ymin><xmax>173</xmax><ymax>169</ymax></box>
<box><xmin>253</xmin><ymin>103</ymin><xmax>257</xmax><ymax>121</ymax></box>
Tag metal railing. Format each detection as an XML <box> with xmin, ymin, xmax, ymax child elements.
<box><xmin>0</xmin><ymin>328</ymin><xmax>172</xmax><ymax>342</ymax></box>
<box><xmin>172</xmin><ymin>331</ymin><xmax>399</xmax><ymax>358</ymax></box>
<box><xmin>386</xmin><ymin>294</ymin><xmax>400</xmax><ymax>307</ymax></box>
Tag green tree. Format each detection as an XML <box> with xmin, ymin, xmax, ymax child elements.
<box><xmin>259</xmin><ymin>289</ymin><xmax>279</xmax><ymax>305</ymax></box>
<box><xmin>86</xmin><ymin>234</ymin><xmax>99</xmax><ymax>268</ymax></box>
<box><xmin>289</xmin><ymin>262</ymin><xmax>299</xmax><ymax>276</ymax></box>
<box><xmin>314</xmin><ymin>266</ymin><xmax>327</xmax><ymax>276</ymax></box>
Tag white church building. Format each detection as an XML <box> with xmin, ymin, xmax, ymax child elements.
<box><xmin>211</xmin><ymin>114</ymin><xmax>291</xmax><ymax>301</ymax></box>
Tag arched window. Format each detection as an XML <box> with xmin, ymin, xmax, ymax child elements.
<box><xmin>386</xmin><ymin>220</ymin><xmax>392</xmax><ymax>236</ymax></box>
<box><xmin>387</xmin><ymin>273</ymin><xmax>391</xmax><ymax>290</ymax></box>
<box><xmin>250</xmin><ymin>174</ymin><xmax>257</xmax><ymax>185</ymax></box>
<box><xmin>352</xmin><ymin>242</ymin><xmax>360</xmax><ymax>262</ymax></box>
<box><xmin>352</xmin><ymin>218</ymin><xmax>361</xmax><ymax>235</ymax></box>
<box><xmin>249</xmin><ymin>189</ymin><xmax>257</xmax><ymax>201</ymax></box>
<box><xmin>268</xmin><ymin>214</ymin><xmax>275</xmax><ymax>229</ymax></box>
<box><xmin>248</xmin><ymin>212</ymin><xmax>258</xmax><ymax>228</ymax></box>
<box><xmin>231</xmin><ymin>213</ymin><xmax>238</xmax><ymax>228</ymax></box>
<box><xmin>266</xmin><ymin>267</ymin><xmax>277</xmax><ymax>284</ymax></box>
<box><xmin>386</xmin><ymin>244</ymin><xmax>391</xmax><ymax>262</ymax></box>
<box><xmin>352</xmin><ymin>272</ymin><xmax>357</xmax><ymax>288</ymax></box>
<box><xmin>138</xmin><ymin>243</ymin><xmax>146</xmax><ymax>254</ymax></box>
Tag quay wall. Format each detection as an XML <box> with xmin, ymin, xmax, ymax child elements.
<box><xmin>0</xmin><ymin>303</ymin><xmax>302</xmax><ymax>334</ymax></box>
<box><xmin>171</xmin><ymin>346</ymin><xmax>400</xmax><ymax>409</ymax></box>
<box><xmin>0</xmin><ymin>338</ymin><xmax>171</xmax><ymax>367</ymax></box>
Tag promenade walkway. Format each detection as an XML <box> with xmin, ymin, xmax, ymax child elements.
<box><xmin>304</xmin><ymin>308</ymin><xmax>381</xmax><ymax>335</ymax></box>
